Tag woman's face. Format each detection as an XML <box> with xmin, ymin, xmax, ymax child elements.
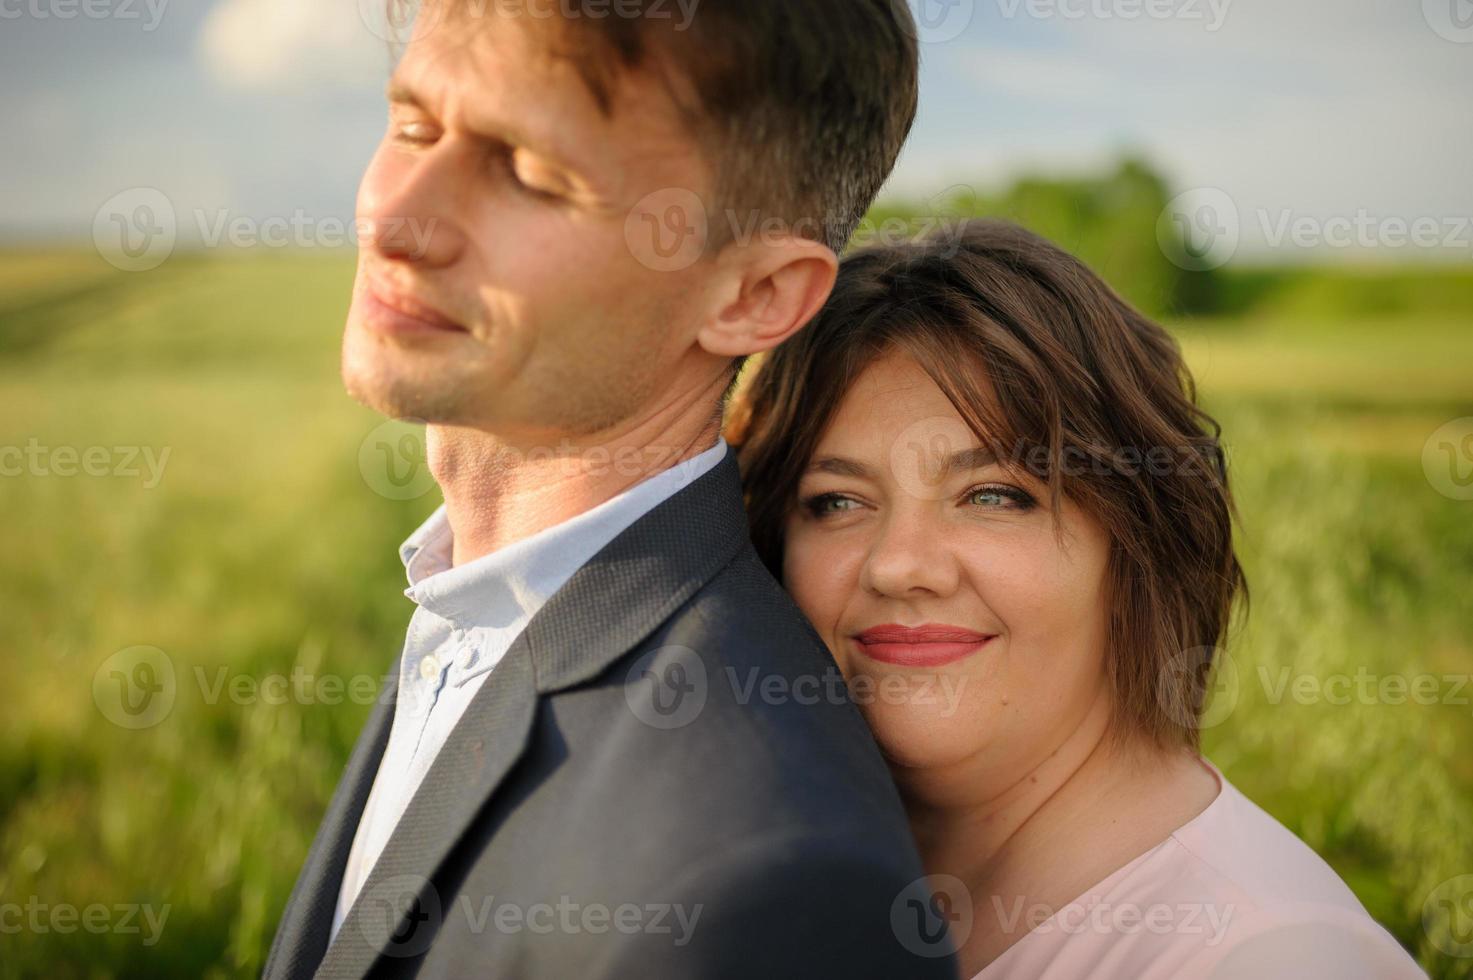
<box><xmin>782</xmin><ymin>351</ymin><xmax>1114</xmax><ymax>778</ymax></box>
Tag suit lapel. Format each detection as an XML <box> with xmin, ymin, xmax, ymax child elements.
<box><xmin>317</xmin><ymin>642</ymin><xmax>539</xmax><ymax>978</ymax></box>
<box><xmin>316</xmin><ymin>450</ymin><xmax>751</xmax><ymax>977</ymax></box>
<box><xmin>528</xmin><ymin>448</ymin><xmax>751</xmax><ymax>694</ymax></box>
<box><xmin>264</xmin><ymin>672</ymin><xmax>398</xmax><ymax>979</ymax></box>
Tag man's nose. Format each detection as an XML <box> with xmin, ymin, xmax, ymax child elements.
<box><xmin>359</xmin><ymin>146</ymin><xmax>470</xmax><ymax>269</ymax></box>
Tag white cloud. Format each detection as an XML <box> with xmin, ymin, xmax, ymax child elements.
<box><xmin>197</xmin><ymin>0</ymin><xmax>392</xmax><ymax>92</ymax></box>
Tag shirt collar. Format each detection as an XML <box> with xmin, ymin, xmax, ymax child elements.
<box><xmin>396</xmin><ymin>437</ymin><xmax>730</xmax><ymax>634</ymax></box>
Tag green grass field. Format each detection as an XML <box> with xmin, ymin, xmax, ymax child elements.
<box><xmin>1</xmin><ymin>249</ymin><xmax>1470</xmax><ymax>977</ymax></box>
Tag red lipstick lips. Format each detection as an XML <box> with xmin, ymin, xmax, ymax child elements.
<box><xmin>852</xmin><ymin>623</ymin><xmax>994</xmax><ymax>667</ymax></box>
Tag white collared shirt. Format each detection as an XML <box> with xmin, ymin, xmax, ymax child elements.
<box><xmin>331</xmin><ymin>438</ymin><xmax>729</xmax><ymax>940</ymax></box>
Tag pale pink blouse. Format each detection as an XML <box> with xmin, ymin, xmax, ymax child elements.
<box><xmin>973</xmin><ymin>759</ymin><xmax>1425</xmax><ymax>979</ymax></box>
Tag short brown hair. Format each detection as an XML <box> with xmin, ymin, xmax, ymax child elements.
<box><xmin>727</xmin><ymin>220</ymin><xmax>1247</xmax><ymax>749</ymax></box>
<box><xmin>414</xmin><ymin>0</ymin><xmax>920</xmax><ymax>254</ymax></box>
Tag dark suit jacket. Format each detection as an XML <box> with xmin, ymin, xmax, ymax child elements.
<box><xmin>264</xmin><ymin>450</ymin><xmax>960</xmax><ymax>978</ymax></box>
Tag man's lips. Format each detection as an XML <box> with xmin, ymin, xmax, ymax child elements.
<box><xmin>360</xmin><ymin>274</ymin><xmax>469</xmax><ymax>337</ymax></box>
<box><xmin>851</xmin><ymin>623</ymin><xmax>996</xmax><ymax>667</ymax></box>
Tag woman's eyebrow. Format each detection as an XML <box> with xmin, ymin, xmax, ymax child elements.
<box><xmin>807</xmin><ymin>456</ymin><xmax>872</xmax><ymax>478</ymax></box>
<box><xmin>947</xmin><ymin>446</ymin><xmax>998</xmax><ymax>471</ymax></box>
<box><xmin>808</xmin><ymin>446</ymin><xmax>998</xmax><ymax>479</ymax></box>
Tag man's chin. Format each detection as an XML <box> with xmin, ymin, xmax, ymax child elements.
<box><xmin>342</xmin><ymin>331</ymin><xmax>471</xmax><ymax>425</ymax></box>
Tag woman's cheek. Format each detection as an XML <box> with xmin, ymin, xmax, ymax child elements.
<box><xmin>782</xmin><ymin>524</ymin><xmax>854</xmax><ymax>670</ymax></box>
<box><xmin>849</xmin><ymin>664</ymin><xmax>1005</xmax><ymax>770</ymax></box>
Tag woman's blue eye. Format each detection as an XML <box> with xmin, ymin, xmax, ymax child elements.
<box><xmin>966</xmin><ymin>485</ymin><xmax>1036</xmax><ymax>511</ymax></box>
<box><xmin>804</xmin><ymin>493</ymin><xmax>859</xmax><ymax>517</ymax></box>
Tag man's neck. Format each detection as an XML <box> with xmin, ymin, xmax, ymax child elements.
<box><xmin>427</xmin><ymin>385</ymin><xmax>725</xmax><ymax>567</ymax></box>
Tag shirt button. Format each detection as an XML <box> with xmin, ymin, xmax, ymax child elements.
<box><xmin>419</xmin><ymin>654</ymin><xmax>441</xmax><ymax>679</ymax></box>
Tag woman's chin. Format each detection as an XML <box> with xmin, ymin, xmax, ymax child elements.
<box><xmin>863</xmin><ymin>705</ymin><xmax>989</xmax><ymax>773</ymax></box>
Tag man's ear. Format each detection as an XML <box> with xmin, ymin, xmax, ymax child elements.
<box><xmin>697</xmin><ymin>234</ymin><xmax>838</xmax><ymax>358</ymax></box>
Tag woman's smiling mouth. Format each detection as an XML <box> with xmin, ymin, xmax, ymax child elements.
<box><xmin>851</xmin><ymin>623</ymin><xmax>996</xmax><ymax>667</ymax></box>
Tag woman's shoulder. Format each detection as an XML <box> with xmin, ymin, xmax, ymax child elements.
<box><xmin>1111</xmin><ymin>761</ymin><xmax>1424</xmax><ymax>978</ymax></box>
<box><xmin>974</xmin><ymin>760</ymin><xmax>1425</xmax><ymax>979</ymax></box>
<box><xmin>1169</xmin><ymin>762</ymin><xmax>1372</xmax><ymax>915</ymax></box>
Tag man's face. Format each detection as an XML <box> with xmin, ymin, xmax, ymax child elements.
<box><xmin>342</xmin><ymin>13</ymin><xmax>718</xmax><ymax>442</ymax></box>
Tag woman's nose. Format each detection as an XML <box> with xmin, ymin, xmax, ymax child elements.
<box><xmin>860</xmin><ymin>508</ymin><xmax>963</xmax><ymax>600</ymax></box>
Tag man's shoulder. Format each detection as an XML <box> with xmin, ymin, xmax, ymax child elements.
<box><xmin>679</xmin><ymin>540</ymin><xmax>836</xmax><ymax>669</ymax></box>
<box><xmin>548</xmin><ymin>542</ymin><xmax>906</xmax><ymax>839</ymax></box>
<box><xmin>424</xmin><ymin>541</ymin><xmax>950</xmax><ymax>979</ymax></box>
<box><xmin>637</xmin><ymin>541</ymin><xmax>869</xmax><ymax>741</ymax></box>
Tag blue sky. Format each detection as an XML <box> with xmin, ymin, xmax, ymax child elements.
<box><xmin>4</xmin><ymin>0</ymin><xmax>1471</xmax><ymax>260</ymax></box>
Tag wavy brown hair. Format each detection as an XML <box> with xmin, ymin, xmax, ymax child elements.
<box><xmin>726</xmin><ymin>219</ymin><xmax>1246</xmax><ymax>749</ymax></box>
